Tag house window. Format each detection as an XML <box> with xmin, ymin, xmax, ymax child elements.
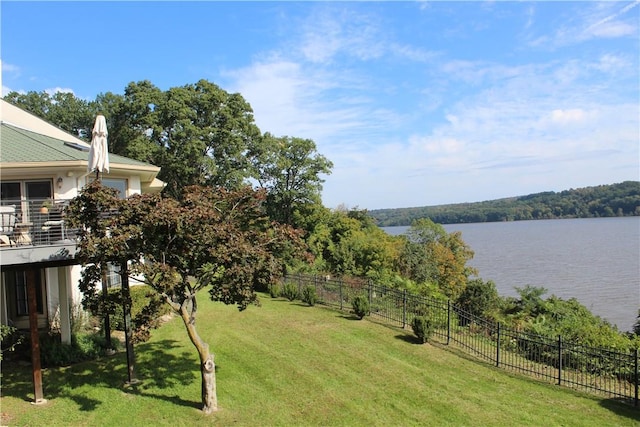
<box><xmin>4</xmin><ymin>270</ymin><xmax>45</xmax><ymax>318</ymax></box>
<box><xmin>101</xmin><ymin>178</ymin><xmax>127</xmax><ymax>288</ymax></box>
<box><xmin>90</xmin><ymin>178</ymin><xmax>128</xmax><ymax>198</ymax></box>
<box><xmin>1</xmin><ymin>180</ymin><xmax>53</xmax><ymax>221</ymax></box>
<box><xmin>105</xmin><ymin>263</ymin><xmax>122</xmax><ymax>289</ymax></box>
<box><xmin>102</xmin><ymin>178</ymin><xmax>127</xmax><ymax>198</ymax></box>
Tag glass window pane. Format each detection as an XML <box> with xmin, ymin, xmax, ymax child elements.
<box><xmin>102</xmin><ymin>179</ymin><xmax>127</xmax><ymax>199</ymax></box>
<box><xmin>1</xmin><ymin>182</ymin><xmax>21</xmax><ymax>202</ymax></box>
<box><xmin>26</xmin><ymin>181</ymin><xmax>52</xmax><ymax>201</ymax></box>
<box><xmin>12</xmin><ymin>270</ymin><xmax>44</xmax><ymax>316</ymax></box>
<box><xmin>15</xmin><ymin>272</ymin><xmax>28</xmax><ymax>316</ymax></box>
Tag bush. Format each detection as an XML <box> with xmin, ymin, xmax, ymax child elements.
<box><xmin>456</xmin><ymin>278</ymin><xmax>499</xmax><ymax>326</ymax></box>
<box><xmin>282</xmin><ymin>282</ymin><xmax>299</xmax><ymax>301</ymax></box>
<box><xmin>38</xmin><ymin>332</ymin><xmax>119</xmax><ymax>367</ymax></box>
<box><xmin>352</xmin><ymin>295</ymin><xmax>369</xmax><ymax>319</ymax></box>
<box><xmin>411</xmin><ymin>316</ymin><xmax>433</xmax><ymax>343</ymax></box>
<box><xmin>302</xmin><ymin>286</ymin><xmax>318</xmax><ymax>306</ymax></box>
<box><xmin>269</xmin><ymin>283</ymin><xmax>282</xmax><ymax>298</ymax></box>
<box><xmin>0</xmin><ymin>324</ymin><xmax>24</xmax><ymax>360</ymax></box>
<box><xmin>105</xmin><ymin>285</ymin><xmax>170</xmax><ymax>331</ymax></box>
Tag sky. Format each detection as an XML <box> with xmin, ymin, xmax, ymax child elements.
<box><xmin>2</xmin><ymin>1</ymin><xmax>639</xmax><ymax>210</ymax></box>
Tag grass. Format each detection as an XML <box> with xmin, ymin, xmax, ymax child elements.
<box><xmin>1</xmin><ymin>293</ymin><xmax>639</xmax><ymax>426</ymax></box>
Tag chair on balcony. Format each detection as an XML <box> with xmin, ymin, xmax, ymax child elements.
<box><xmin>41</xmin><ymin>202</ymin><xmax>68</xmax><ymax>243</ymax></box>
<box><xmin>0</xmin><ymin>205</ymin><xmax>17</xmax><ymax>246</ymax></box>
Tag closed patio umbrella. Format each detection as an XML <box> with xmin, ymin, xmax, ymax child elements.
<box><xmin>88</xmin><ymin>114</ymin><xmax>110</xmax><ymax>179</ymax></box>
<box><xmin>88</xmin><ymin>114</ymin><xmax>115</xmax><ymax>353</ymax></box>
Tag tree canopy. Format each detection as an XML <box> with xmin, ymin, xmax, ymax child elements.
<box><xmin>253</xmin><ymin>133</ymin><xmax>333</xmax><ymax>227</ymax></box>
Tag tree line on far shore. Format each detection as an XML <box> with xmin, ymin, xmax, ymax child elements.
<box><xmin>369</xmin><ymin>181</ymin><xmax>640</xmax><ymax>226</ymax></box>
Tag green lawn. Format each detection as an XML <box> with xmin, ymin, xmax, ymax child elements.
<box><xmin>2</xmin><ymin>294</ymin><xmax>638</xmax><ymax>426</ymax></box>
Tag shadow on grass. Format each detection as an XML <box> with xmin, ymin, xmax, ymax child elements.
<box><xmin>394</xmin><ymin>334</ymin><xmax>424</xmax><ymax>345</ymax></box>
<box><xmin>598</xmin><ymin>398</ymin><xmax>640</xmax><ymax>421</ymax></box>
<box><xmin>339</xmin><ymin>314</ymin><xmax>364</xmax><ymax>321</ymax></box>
<box><xmin>1</xmin><ymin>339</ymin><xmax>199</xmax><ymax>412</ymax></box>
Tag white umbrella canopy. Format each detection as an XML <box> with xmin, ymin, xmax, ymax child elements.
<box><xmin>88</xmin><ymin>114</ymin><xmax>110</xmax><ymax>177</ymax></box>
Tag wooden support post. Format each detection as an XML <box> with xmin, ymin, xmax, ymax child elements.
<box><xmin>26</xmin><ymin>268</ymin><xmax>45</xmax><ymax>404</ymax></box>
<box><xmin>120</xmin><ymin>261</ymin><xmax>138</xmax><ymax>385</ymax></box>
<box><xmin>101</xmin><ymin>264</ymin><xmax>112</xmax><ymax>350</ymax></box>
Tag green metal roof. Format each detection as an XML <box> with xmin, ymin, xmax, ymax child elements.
<box><xmin>0</xmin><ymin>122</ymin><xmax>152</xmax><ymax>167</ymax></box>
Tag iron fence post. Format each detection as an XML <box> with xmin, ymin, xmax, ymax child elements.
<box><xmin>339</xmin><ymin>277</ymin><xmax>343</xmax><ymax>312</ymax></box>
<box><xmin>496</xmin><ymin>322</ymin><xmax>501</xmax><ymax>368</ymax></box>
<box><xmin>447</xmin><ymin>300</ymin><xmax>451</xmax><ymax>345</ymax></box>
<box><xmin>557</xmin><ymin>335</ymin><xmax>562</xmax><ymax>386</ymax></box>
<box><xmin>402</xmin><ymin>290</ymin><xmax>407</xmax><ymax>328</ymax></box>
<box><xmin>635</xmin><ymin>347</ymin><xmax>638</xmax><ymax>407</ymax></box>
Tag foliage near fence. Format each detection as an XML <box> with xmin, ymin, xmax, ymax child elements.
<box><xmin>282</xmin><ymin>273</ymin><xmax>639</xmax><ymax>406</ymax></box>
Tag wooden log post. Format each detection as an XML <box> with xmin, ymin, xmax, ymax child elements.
<box><xmin>26</xmin><ymin>268</ymin><xmax>45</xmax><ymax>404</ymax></box>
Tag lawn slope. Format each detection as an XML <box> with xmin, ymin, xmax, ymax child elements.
<box><xmin>1</xmin><ymin>294</ymin><xmax>638</xmax><ymax>426</ymax></box>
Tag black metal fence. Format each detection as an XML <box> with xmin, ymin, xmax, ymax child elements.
<box><xmin>282</xmin><ymin>273</ymin><xmax>639</xmax><ymax>406</ymax></box>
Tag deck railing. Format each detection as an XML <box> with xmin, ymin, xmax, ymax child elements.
<box><xmin>0</xmin><ymin>199</ymin><xmax>76</xmax><ymax>248</ymax></box>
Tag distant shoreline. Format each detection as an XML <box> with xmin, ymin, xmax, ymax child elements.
<box><xmin>369</xmin><ymin>181</ymin><xmax>640</xmax><ymax>227</ymax></box>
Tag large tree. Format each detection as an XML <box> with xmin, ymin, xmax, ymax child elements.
<box><xmin>67</xmin><ymin>181</ymin><xmax>306</xmax><ymax>413</ymax></box>
<box><xmin>4</xmin><ymin>90</ymin><xmax>96</xmax><ymax>138</ymax></box>
<box><xmin>109</xmin><ymin>79</ymin><xmax>263</xmax><ymax>197</ymax></box>
<box><xmin>253</xmin><ymin>133</ymin><xmax>333</xmax><ymax>226</ymax></box>
<box><xmin>397</xmin><ymin>218</ymin><xmax>476</xmax><ymax>300</ymax></box>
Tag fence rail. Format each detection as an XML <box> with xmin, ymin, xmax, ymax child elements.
<box><xmin>282</xmin><ymin>273</ymin><xmax>639</xmax><ymax>406</ymax></box>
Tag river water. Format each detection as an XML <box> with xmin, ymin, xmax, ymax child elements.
<box><xmin>383</xmin><ymin>217</ymin><xmax>640</xmax><ymax>331</ymax></box>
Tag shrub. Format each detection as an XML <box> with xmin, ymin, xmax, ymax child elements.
<box><xmin>269</xmin><ymin>283</ymin><xmax>282</xmax><ymax>298</ymax></box>
<box><xmin>106</xmin><ymin>285</ymin><xmax>170</xmax><ymax>331</ymax></box>
<box><xmin>411</xmin><ymin>316</ymin><xmax>433</xmax><ymax>343</ymax></box>
<box><xmin>282</xmin><ymin>282</ymin><xmax>299</xmax><ymax>301</ymax></box>
<box><xmin>38</xmin><ymin>332</ymin><xmax>119</xmax><ymax>367</ymax></box>
<box><xmin>352</xmin><ymin>295</ymin><xmax>369</xmax><ymax>319</ymax></box>
<box><xmin>71</xmin><ymin>301</ymin><xmax>91</xmax><ymax>334</ymax></box>
<box><xmin>302</xmin><ymin>286</ymin><xmax>318</xmax><ymax>306</ymax></box>
<box><xmin>0</xmin><ymin>324</ymin><xmax>24</xmax><ymax>360</ymax></box>
<box><xmin>456</xmin><ymin>278</ymin><xmax>499</xmax><ymax>326</ymax></box>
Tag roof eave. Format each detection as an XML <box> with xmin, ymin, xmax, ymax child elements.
<box><xmin>0</xmin><ymin>161</ymin><xmax>161</xmax><ymax>183</ymax></box>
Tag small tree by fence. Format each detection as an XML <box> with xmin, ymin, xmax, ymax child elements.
<box><xmin>282</xmin><ymin>273</ymin><xmax>639</xmax><ymax>406</ymax></box>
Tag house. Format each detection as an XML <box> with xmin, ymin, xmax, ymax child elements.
<box><xmin>0</xmin><ymin>98</ymin><xmax>164</xmax><ymax>345</ymax></box>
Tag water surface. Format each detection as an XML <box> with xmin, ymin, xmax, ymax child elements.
<box><xmin>384</xmin><ymin>217</ymin><xmax>640</xmax><ymax>331</ymax></box>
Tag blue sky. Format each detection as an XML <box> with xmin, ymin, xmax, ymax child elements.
<box><xmin>2</xmin><ymin>1</ymin><xmax>639</xmax><ymax>210</ymax></box>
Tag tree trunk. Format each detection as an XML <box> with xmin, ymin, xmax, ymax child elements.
<box><xmin>201</xmin><ymin>353</ymin><xmax>217</xmax><ymax>414</ymax></box>
<box><xmin>179</xmin><ymin>300</ymin><xmax>218</xmax><ymax>413</ymax></box>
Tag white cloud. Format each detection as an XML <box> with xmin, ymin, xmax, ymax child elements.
<box><xmin>589</xmin><ymin>21</ymin><xmax>636</xmax><ymax>38</ymax></box>
<box><xmin>44</xmin><ymin>87</ymin><xmax>75</xmax><ymax>96</ymax></box>
<box><xmin>527</xmin><ymin>1</ymin><xmax>639</xmax><ymax>48</ymax></box>
<box><xmin>1</xmin><ymin>60</ymin><xmax>20</xmax><ymax>74</ymax></box>
<box><xmin>0</xmin><ymin>60</ymin><xmax>20</xmax><ymax>96</ymax></box>
<box><xmin>223</xmin><ymin>58</ymin><xmax>381</xmax><ymax>147</ymax></box>
<box><xmin>583</xmin><ymin>0</ymin><xmax>640</xmax><ymax>39</ymax></box>
<box><xmin>297</xmin><ymin>6</ymin><xmax>386</xmax><ymax>64</ymax></box>
<box><xmin>524</xmin><ymin>5</ymin><xmax>535</xmax><ymax>30</ymax></box>
<box><xmin>549</xmin><ymin>108</ymin><xmax>588</xmax><ymax>125</ymax></box>
<box><xmin>592</xmin><ymin>53</ymin><xmax>630</xmax><ymax>73</ymax></box>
